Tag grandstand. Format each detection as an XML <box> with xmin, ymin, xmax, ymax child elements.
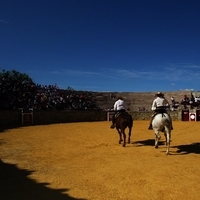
<box><xmin>73</xmin><ymin>90</ymin><xmax>192</xmax><ymax>111</ymax></box>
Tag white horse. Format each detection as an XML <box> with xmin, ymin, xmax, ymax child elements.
<box><xmin>152</xmin><ymin>113</ymin><xmax>172</xmax><ymax>155</ymax></box>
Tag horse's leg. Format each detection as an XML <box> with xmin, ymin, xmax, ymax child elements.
<box><xmin>128</xmin><ymin>126</ymin><xmax>131</xmax><ymax>144</ymax></box>
<box><xmin>165</xmin><ymin>129</ymin><xmax>171</xmax><ymax>155</ymax></box>
<box><xmin>117</xmin><ymin>129</ymin><xmax>123</xmax><ymax>144</ymax></box>
<box><xmin>122</xmin><ymin>129</ymin><xmax>126</xmax><ymax>147</ymax></box>
<box><xmin>166</xmin><ymin>133</ymin><xmax>170</xmax><ymax>155</ymax></box>
<box><xmin>154</xmin><ymin>130</ymin><xmax>160</xmax><ymax>149</ymax></box>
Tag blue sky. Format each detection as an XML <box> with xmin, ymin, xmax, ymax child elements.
<box><xmin>1</xmin><ymin>0</ymin><xmax>200</xmax><ymax>92</ymax></box>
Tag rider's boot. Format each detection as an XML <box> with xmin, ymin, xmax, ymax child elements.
<box><xmin>148</xmin><ymin>114</ymin><xmax>155</xmax><ymax>130</ymax></box>
<box><xmin>148</xmin><ymin>116</ymin><xmax>153</xmax><ymax>130</ymax></box>
<box><xmin>110</xmin><ymin>118</ymin><xmax>116</xmax><ymax>129</ymax></box>
<box><xmin>110</xmin><ymin>124</ymin><xmax>115</xmax><ymax>129</ymax></box>
<box><xmin>148</xmin><ymin>123</ymin><xmax>153</xmax><ymax>130</ymax></box>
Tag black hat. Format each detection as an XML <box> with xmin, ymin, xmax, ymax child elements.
<box><xmin>155</xmin><ymin>92</ymin><xmax>164</xmax><ymax>97</ymax></box>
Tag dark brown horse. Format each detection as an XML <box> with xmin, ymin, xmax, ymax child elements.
<box><xmin>115</xmin><ymin>112</ymin><xmax>133</xmax><ymax>147</ymax></box>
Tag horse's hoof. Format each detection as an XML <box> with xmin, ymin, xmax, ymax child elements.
<box><xmin>155</xmin><ymin>146</ymin><xmax>158</xmax><ymax>149</ymax></box>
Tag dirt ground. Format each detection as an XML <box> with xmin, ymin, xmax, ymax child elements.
<box><xmin>0</xmin><ymin>120</ymin><xmax>200</xmax><ymax>200</ymax></box>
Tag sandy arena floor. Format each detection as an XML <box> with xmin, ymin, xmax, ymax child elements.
<box><xmin>0</xmin><ymin>121</ymin><xmax>200</xmax><ymax>200</ymax></box>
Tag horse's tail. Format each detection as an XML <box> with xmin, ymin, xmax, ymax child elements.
<box><xmin>159</xmin><ymin>111</ymin><xmax>169</xmax><ymax>119</ymax></box>
<box><xmin>160</xmin><ymin>113</ymin><xmax>172</xmax><ymax>131</ymax></box>
<box><xmin>163</xmin><ymin>112</ymin><xmax>170</xmax><ymax>120</ymax></box>
<box><xmin>127</xmin><ymin>114</ymin><xmax>133</xmax><ymax>127</ymax></box>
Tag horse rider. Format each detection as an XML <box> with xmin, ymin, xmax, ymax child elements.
<box><xmin>110</xmin><ymin>96</ymin><xmax>126</xmax><ymax>129</ymax></box>
<box><xmin>148</xmin><ymin>92</ymin><xmax>173</xmax><ymax>130</ymax></box>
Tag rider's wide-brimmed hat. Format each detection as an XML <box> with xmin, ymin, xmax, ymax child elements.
<box><xmin>155</xmin><ymin>92</ymin><xmax>164</xmax><ymax>97</ymax></box>
<box><xmin>117</xmin><ymin>96</ymin><xmax>123</xmax><ymax>100</ymax></box>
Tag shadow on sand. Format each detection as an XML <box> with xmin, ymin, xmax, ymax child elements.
<box><xmin>132</xmin><ymin>139</ymin><xmax>200</xmax><ymax>155</ymax></box>
<box><xmin>172</xmin><ymin>143</ymin><xmax>200</xmax><ymax>155</ymax></box>
<box><xmin>132</xmin><ymin>139</ymin><xmax>165</xmax><ymax>147</ymax></box>
<box><xmin>0</xmin><ymin>159</ymin><xmax>86</xmax><ymax>200</ymax></box>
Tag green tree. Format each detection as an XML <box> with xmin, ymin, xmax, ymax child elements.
<box><xmin>66</xmin><ymin>86</ymin><xmax>74</xmax><ymax>91</ymax></box>
<box><xmin>0</xmin><ymin>69</ymin><xmax>33</xmax><ymax>83</ymax></box>
<box><xmin>0</xmin><ymin>69</ymin><xmax>35</xmax><ymax>110</ymax></box>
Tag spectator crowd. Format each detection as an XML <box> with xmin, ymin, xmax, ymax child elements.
<box><xmin>1</xmin><ymin>70</ymin><xmax>200</xmax><ymax>111</ymax></box>
<box><xmin>180</xmin><ymin>95</ymin><xmax>200</xmax><ymax>109</ymax></box>
<box><xmin>0</xmin><ymin>77</ymin><xmax>100</xmax><ymax>111</ymax></box>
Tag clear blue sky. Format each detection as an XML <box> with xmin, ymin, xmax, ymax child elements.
<box><xmin>1</xmin><ymin>0</ymin><xmax>200</xmax><ymax>92</ymax></box>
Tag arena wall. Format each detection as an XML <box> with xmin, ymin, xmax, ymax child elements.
<box><xmin>0</xmin><ymin>110</ymin><xmax>181</xmax><ymax>130</ymax></box>
<box><xmin>0</xmin><ymin>90</ymin><xmax>196</xmax><ymax>129</ymax></box>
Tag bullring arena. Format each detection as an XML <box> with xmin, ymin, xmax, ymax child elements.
<box><xmin>0</xmin><ymin>119</ymin><xmax>200</xmax><ymax>200</ymax></box>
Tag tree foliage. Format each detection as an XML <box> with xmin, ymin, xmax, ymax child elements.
<box><xmin>0</xmin><ymin>69</ymin><xmax>33</xmax><ymax>83</ymax></box>
<box><xmin>66</xmin><ymin>86</ymin><xmax>74</xmax><ymax>91</ymax></box>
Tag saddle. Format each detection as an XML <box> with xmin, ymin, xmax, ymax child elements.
<box><xmin>114</xmin><ymin>111</ymin><xmax>127</xmax><ymax>119</ymax></box>
<box><xmin>152</xmin><ymin>109</ymin><xmax>167</xmax><ymax>119</ymax></box>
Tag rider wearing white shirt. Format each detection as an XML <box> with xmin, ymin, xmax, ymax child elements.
<box><xmin>148</xmin><ymin>92</ymin><xmax>173</xmax><ymax>130</ymax></box>
<box><xmin>110</xmin><ymin>96</ymin><xmax>126</xmax><ymax>129</ymax></box>
<box><xmin>114</xmin><ymin>98</ymin><xmax>125</xmax><ymax>111</ymax></box>
<box><xmin>151</xmin><ymin>94</ymin><xmax>169</xmax><ymax>111</ymax></box>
